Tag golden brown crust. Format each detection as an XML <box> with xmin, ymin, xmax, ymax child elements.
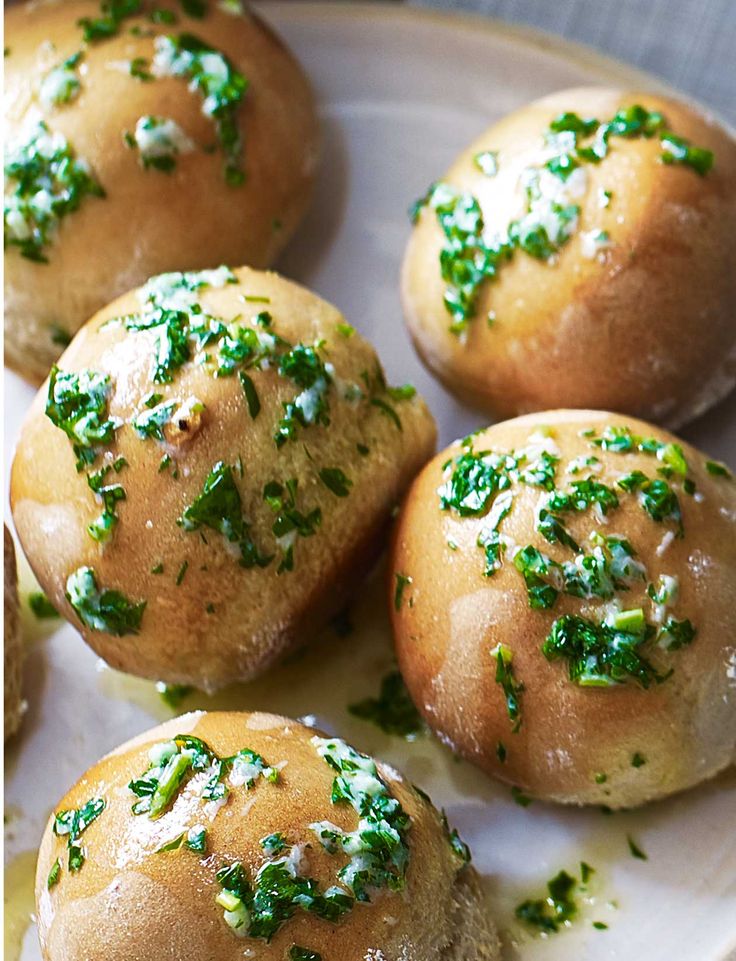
<box><xmin>11</xmin><ymin>267</ymin><xmax>437</xmax><ymax>690</ymax></box>
<box><xmin>390</xmin><ymin>410</ymin><xmax>736</xmax><ymax>807</ymax></box>
<box><xmin>35</xmin><ymin>711</ymin><xmax>499</xmax><ymax>961</ymax></box>
<box><xmin>5</xmin><ymin>0</ymin><xmax>319</xmax><ymax>383</ymax></box>
<box><xmin>4</xmin><ymin>525</ymin><xmax>24</xmax><ymax>741</ymax></box>
<box><xmin>402</xmin><ymin>88</ymin><xmax>736</xmax><ymax>428</ymax></box>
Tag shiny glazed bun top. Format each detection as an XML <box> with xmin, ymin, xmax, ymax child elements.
<box><xmin>36</xmin><ymin>712</ymin><xmax>497</xmax><ymax>961</ymax></box>
<box><xmin>402</xmin><ymin>88</ymin><xmax>736</xmax><ymax>427</ymax></box>
<box><xmin>5</xmin><ymin>0</ymin><xmax>319</xmax><ymax>381</ymax></box>
<box><xmin>391</xmin><ymin>410</ymin><xmax>736</xmax><ymax>808</ymax></box>
<box><xmin>11</xmin><ymin>266</ymin><xmax>436</xmax><ymax>691</ymax></box>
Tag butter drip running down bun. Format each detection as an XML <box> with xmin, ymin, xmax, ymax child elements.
<box><xmin>11</xmin><ymin>266</ymin><xmax>436</xmax><ymax>691</ymax></box>
<box><xmin>4</xmin><ymin>525</ymin><xmax>24</xmax><ymax>741</ymax></box>
<box><xmin>5</xmin><ymin>0</ymin><xmax>319</xmax><ymax>383</ymax></box>
<box><xmin>402</xmin><ymin>88</ymin><xmax>736</xmax><ymax>428</ymax></box>
<box><xmin>390</xmin><ymin>410</ymin><xmax>736</xmax><ymax>808</ymax></box>
<box><xmin>35</xmin><ymin>711</ymin><xmax>500</xmax><ymax>961</ymax></box>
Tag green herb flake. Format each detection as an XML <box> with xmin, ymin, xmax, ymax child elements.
<box><xmin>593</xmin><ymin>921</ymin><xmax>609</xmax><ymax>930</ymax></box>
<box><xmin>66</xmin><ymin>567</ymin><xmax>145</xmax><ymax>636</ymax></box>
<box><xmin>348</xmin><ymin>670</ymin><xmax>424</xmax><ymax>739</ymax></box>
<box><xmin>260</xmin><ymin>832</ymin><xmax>287</xmax><ymax>855</ymax></box>
<box><xmin>290</xmin><ymin>949</ymin><xmax>322</xmax><ymax>961</ymax></box>
<box><xmin>511</xmin><ymin>786</ymin><xmax>532</xmax><ymax>807</ymax></box>
<box><xmin>5</xmin><ymin>121</ymin><xmax>105</xmax><ymax>262</ymax></box>
<box><xmin>319</xmin><ymin>467</ymin><xmax>352</xmax><ymax>497</ymax></box>
<box><xmin>627</xmin><ymin>835</ymin><xmax>648</xmax><ymax>860</ymax></box>
<box><xmin>179</xmin><ymin>461</ymin><xmax>271</xmax><ymax>569</ymax></box>
<box><xmin>47</xmin><ymin>858</ymin><xmax>62</xmax><ymax>889</ymax></box>
<box><xmin>491</xmin><ymin>643</ymin><xmax>524</xmax><ymax>731</ymax></box>
<box><xmin>53</xmin><ymin>797</ymin><xmax>106</xmax><ymax>874</ymax></box>
<box><xmin>496</xmin><ymin>741</ymin><xmax>507</xmax><ymax>763</ymax></box>
<box><xmin>580</xmin><ymin>861</ymin><xmax>594</xmax><ymax>884</ymax></box>
<box><xmin>515</xmin><ymin>869</ymin><xmax>577</xmax><ymax>933</ymax></box>
<box><xmin>151</xmin><ymin>33</ymin><xmax>248</xmax><ymax>184</ymax></box>
<box><xmin>29</xmin><ymin>591</ymin><xmax>60</xmax><ymax>619</ymax></box>
<box><xmin>175</xmin><ymin>560</ymin><xmax>189</xmax><ymax>585</ymax></box>
<box><xmin>156</xmin><ymin>682</ymin><xmax>193</xmax><ymax>708</ymax></box>
<box><xmin>705</xmin><ymin>459</ymin><xmax>732</xmax><ymax>479</ymax></box>
<box><xmin>631</xmin><ymin>752</ymin><xmax>646</xmax><ymax>768</ymax></box>
<box><xmin>78</xmin><ymin>0</ymin><xmax>143</xmax><ymax>42</ymax></box>
<box><xmin>45</xmin><ymin>366</ymin><xmax>120</xmax><ymax>470</ymax></box>
<box><xmin>394</xmin><ymin>572</ymin><xmax>412</xmax><ymax>611</ymax></box>
<box><xmin>238</xmin><ymin>370</ymin><xmax>260</xmax><ymax>419</ymax></box>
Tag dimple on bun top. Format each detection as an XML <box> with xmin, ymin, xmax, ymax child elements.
<box><xmin>36</xmin><ymin>711</ymin><xmax>500</xmax><ymax>961</ymax></box>
<box><xmin>5</xmin><ymin>0</ymin><xmax>319</xmax><ymax>382</ymax></box>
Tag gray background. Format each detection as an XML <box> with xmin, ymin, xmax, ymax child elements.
<box><xmin>410</xmin><ymin>0</ymin><xmax>736</xmax><ymax>124</ymax></box>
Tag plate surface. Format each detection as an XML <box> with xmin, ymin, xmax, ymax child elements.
<box><xmin>4</xmin><ymin>4</ymin><xmax>736</xmax><ymax>960</ymax></box>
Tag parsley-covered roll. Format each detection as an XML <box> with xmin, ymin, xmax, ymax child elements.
<box><xmin>403</xmin><ymin>88</ymin><xmax>736</xmax><ymax>428</ymax></box>
<box><xmin>390</xmin><ymin>410</ymin><xmax>736</xmax><ymax>808</ymax></box>
<box><xmin>5</xmin><ymin>0</ymin><xmax>318</xmax><ymax>384</ymax></box>
<box><xmin>4</xmin><ymin>525</ymin><xmax>24</xmax><ymax>741</ymax></box>
<box><xmin>11</xmin><ymin>266</ymin><xmax>436</xmax><ymax>690</ymax></box>
<box><xmin>35</xmin><ymin>711</ymin><xmax>499</xmax><ymax>961</ymax></box>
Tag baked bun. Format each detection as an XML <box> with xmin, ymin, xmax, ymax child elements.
<box><xmin>4</xmin><ymin>525</ymin><xmax>24</xmax><ymax>741</ymax></box>
<box><xmin>5</xmin><ymin>0</ymin><xmax>319</xmax><ymax>383</ymax></box>
<box><xmin>402</xmin><ymin>87</ymin><xmax>736</xmax><ymax>428</ymax></box>
<box><xmin>390</xmin><ymin>410</ymin><xmax>736</xmax><ymax>808</ymax></box>
<box><xmin>11</xmin><ymin>266</ymin><xmax>436</xmax><ymax>691</ymax></box>
<box><xmin>35</xmin><ymin>710</ymin><xmax>500</xmax><ymax>961</ymax></box>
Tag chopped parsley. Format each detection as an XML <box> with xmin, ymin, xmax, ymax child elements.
<box><xmin>45</xmin><ymin>366</ymin><xmax>120</xmax><ymax>470</ymax></box>
<box><xmin>132</xmin><ymin>398</ymin><xmax>177</xmax><ymax>440</ymax></box>
<box><xmin>216</xmin><ymin>856</ymin><xmax>351</xmax><ymax>941</ymax></box>
<box><xmin>490</xmin><ymin>643</ymin><xmax>524</xmax><ymax>731</ymax></box>
<box><xmin>47</xmin><ymin>858</ymin><xmax>62</xmax><ymax>889</ymax></box>
<box><xmin>441</xmin><ymin>811</ymin><xmax>472</xmax><ymax>863</ymax></box>
<box><xmin>542</xmin><ymin>612</ymin><xmax>670</xmax><ymax>688</ymax></box>
<box><xmin>124</xmin><ymin>115</ymin><xmax>193</xmax><ymax>172</ymax></box>
<box><xmin>275</xmin><ymin>344</ymin><xmax>333</xmax><ymax>447</ymax></box>
<box><xmin>39</xmin><ymin>51</ymin><xmax>83</xmax><ymax>108</ymax></box>
<box><xmin>238</xmin><ymin>370</ymin><xmax>260</xmax><ymax>418</ymax></box>
<box><xmin>318</xmin><ymin>467</ymin><xmax>352</xmax><ymax>497</ymax></box>
<box><xmin>129</xmin><ymin>734</ymin><xmax>277</xmax><ymax>820</ymax></box>
<box><xmin>511</xmin><ymin>786</ymin><xmax>533</xmax><ymax>807</ymax></box>
<box><xmin>705</xmin><ymin>458</ymin><xmax>732</xmax><ymax>479</ymax></box>
<box><xmin>263</xmin><ymin>478</ymin><xmax>321</xmax><ymax>574</ymax></box>
<box><xmin>260</xmin><ymin>832</ymin><xmax>287</xmax><ymax>855</ymax></box>
<box><xmin>515</xmin><ymin>869</ymin><xmax>577</xmax><ymax>933</ymax></box>
<box><xmin>310</xmin><ymin>736</ymin><xmax>410</xmax><ymax>901</ymax></box>
<box><xmin>179</xmin><ymin>461</ymin><xmax>271</xmax><ymax>569</ymax></box>
<box><xmin>348</xmin><ymin>670</ymin><xmax>424</xmax><ymax>739</ymax></box>
<box><xmin>156</xmin><ymin>825</ymin><xmax>207</xmax><ymax>854</ymax></box>
<box><xmin>156</xmin><ymin>682</ymin><xmax>193</xmax><ymax>707</ymax></box>
<box><xmin>394</xmin><ymin>572</ymin><xmax>413</xmax><ymax>611</ymax></box>
<box><xmin>78</xmin><ymin>0</ymin><xmax>143</xmax><ymax>42</ymax></box>
<box><xmin>152</xmin><ymin>33</ymin><xmax>248</xmax><ymax>184</ymax></box>
<box><xmin>4</xmin><ymin>121</ymin><xmax>105</xmax><ymax>262</ymax></box>
<box><xmin>65</xmin><ymin>566</ymin><xmax>146</xmax><ymax>635</ymax></box>
<box><xmin>52</xmin><ymin>797</ymin><xmax>105</xmax><ymax>875</ymax></box>
<box><xmin>413</xmin><ymin>104</ymin><xmax>713</xmax><ymax>331</ymax></box>
<box><xmin>631</xmin><ymin>752</ymin><xmax>646</xmax><ymax>768</ymax></box>
<box><xmin>289</xmin><ymin>949</ymin><xmax>321</xmax><ymax>961</ymax></box>
<box><xmin>28</xmin><ymin>591</ymin><xmax>59</xmax><ymax>619</ymax></box>
<box><xmin>627</xmin><ymin>835</ymin><xmax>648</xmax><ymax>860</ymax></box>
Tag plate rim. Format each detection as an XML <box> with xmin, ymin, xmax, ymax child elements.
<box><xmin>255</xmin><ymin>0</ymin><xmax>735</xmax><ymax>134</ymax></box>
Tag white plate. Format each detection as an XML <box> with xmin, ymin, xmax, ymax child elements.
<box><xmin>4</xmin><ymin>4</ymin><xmax>736</xmax><ymax>960</ymax></box>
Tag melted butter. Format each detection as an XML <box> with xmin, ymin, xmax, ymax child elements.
<box><xmin>4</xmin><ymin>850</ymin><xmax>37</xmax><ymax>961</ymax></box>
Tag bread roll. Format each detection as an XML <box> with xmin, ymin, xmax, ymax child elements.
<box><xmin>11</xmin><ymin>266</ymin><xmax>436</xmax><ymax>691</ymax></box>
<box><xmin>402</xmin><ymin>88</ymin><xmax>736</xmax><ymax>427</ymax></box>
<box><xmin>4</xmin><ymin>525</ymin><xmax>24</xmax><ymax>741</ymax></box>
<box><xmin>390</xmin><ymin>410</ymin><xmax>736</xmax><ymax>807</ymax></box>
<box><xmin>5</xmin><ymin>0</ymin><xmax>319</xmax><ymax>383</ymax></box>
<box><xmin>35</xmin><ymin>711</ymin><xmax>500</xmax><ymax>961</ymax></box>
